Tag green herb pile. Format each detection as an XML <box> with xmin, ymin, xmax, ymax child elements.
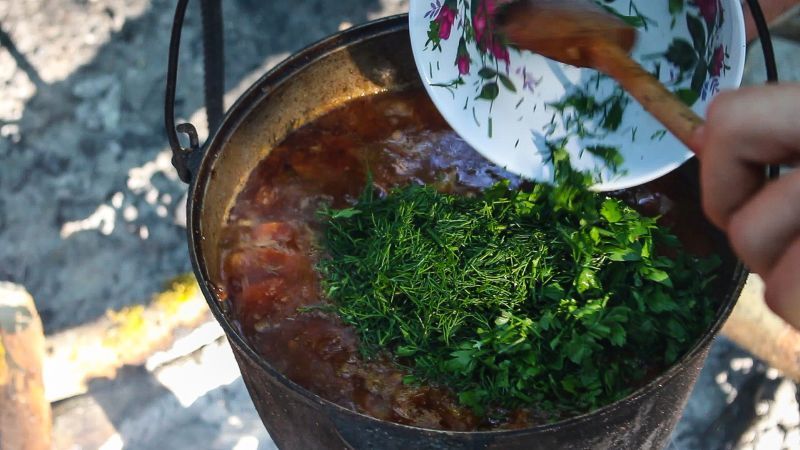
<box><xmin>317</xmin><ymin>149</ymin><xmax>720</xmax><ymax>417</ymax></box>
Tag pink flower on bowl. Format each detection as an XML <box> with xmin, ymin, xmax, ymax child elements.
<box><xmin>472</xmin><ymin>0</ymin><xmax>510</xmax><ymax>68</ymax></box>
<box><xmin>472</xmin><ymin>0</ymin><xmax>497</xmax><ymax>51</ymax></box>
<box><xmin>456</xmin><ymin>54</ymin><xmax>471</xmax><ymax>75</ymax></box>
<box><xmin>710</xmin><ymin>44</ymin><xmax>725</xmax><ymax>76</ymax></box>
<box><xmin>491</xmin><ymin>39</ymin><xmax>510</xmax><ymax>66</ymax></box>
<box><xmin>456</xmin><ymin>38</ymin><xmax>471</xmax><ymax>74</ymax></box>
<box><xmin>435</xmin><ymin>3</ymin><xmax>457</xmax><ymax>40</ymax></box>
<box><xmin>693</xmin><ymin>0</ymin><xmax>718</xmax><ymax>25</ymax></box>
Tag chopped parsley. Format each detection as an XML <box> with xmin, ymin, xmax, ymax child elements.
<box><xmin>317</xmin><ymin>147</ymin><xmax>720</xmax><ymax>418</ymax></box>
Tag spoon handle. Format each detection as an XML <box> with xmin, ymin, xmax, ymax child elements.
<box><xmin>592</xmin><ymin>43</ymin><xmax>704</xmax><ymax>153</ymax></box>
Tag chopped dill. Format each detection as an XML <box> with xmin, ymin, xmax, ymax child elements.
<box><xmin>317</xmin><ymin>146</ymin><xmax>720</xmax><ymax>417</ymax></box>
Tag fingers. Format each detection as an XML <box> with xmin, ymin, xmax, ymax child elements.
<box><xmin>764</xmin><ymin>237</ymin><xmax>800</xmax><ymax>330</ymax></box>
<box><xmin>699</xmin><ymin>143</ymin><xmax>765</xmax><ymax>231</ymax></box>
<box><xmin>703</xmin><ymin>85</ymin><xmax>800</xmax><ymax>161</ymax></box>
<box><xmin>696</xmin><ymin>84</ymin><xmax>800</xmax><ymax>329</ymax></box>
<box><xmin>698</xmin><ymin>85</ymin><xmax>800</xmax><ymax>230</ymax></box>
<box><xmin>726</xmin><ymin>169</ymin><xmax>800</xmax><ymax>275</ymax></box>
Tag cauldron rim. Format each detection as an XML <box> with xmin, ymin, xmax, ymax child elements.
<box><xmin>186</xmin><ymin>14</ymin><xmax>749</xmax><ymax>436</ymax></box>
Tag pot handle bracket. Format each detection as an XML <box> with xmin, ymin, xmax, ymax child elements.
<box><xmin>165</xmin><ymin>0</ymin><xmax>225</xmax><ymax>184</ymax></box>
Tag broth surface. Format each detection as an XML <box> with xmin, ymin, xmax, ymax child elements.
<box><xmin>219</xmin><ymin>90</ymin><xmax>716</xmax><ymax>430</ymax></box>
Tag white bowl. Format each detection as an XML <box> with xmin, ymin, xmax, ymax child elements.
<box><xmin>409</xmin><ymin>0</ymin><xmax>746</xmax><ymax>190</ymax></box>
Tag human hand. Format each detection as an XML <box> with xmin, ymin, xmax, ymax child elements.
<box><xmin>694</xmin><ymin>84</ymin><xmax>800</xmax><ymax>329</ymax></box>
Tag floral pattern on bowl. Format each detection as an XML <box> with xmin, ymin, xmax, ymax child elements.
<box><xmin>409</xmin><ymin>0</ymin><xmax>746</xmax><ymax>190</ymax></box>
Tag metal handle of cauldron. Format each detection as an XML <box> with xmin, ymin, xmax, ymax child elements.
<box><xmin>744</xmin><ymin>0</ymin><xmax>781</xmax><ymax>179</ymax></box>
<box><xmin>165</xmin><ymin>0</ymin><xmax>224</xmax><ymax>184</ymax></box>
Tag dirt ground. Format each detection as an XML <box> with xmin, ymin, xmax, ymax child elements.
<box><xmin>2</xmin><ymin>1</ymin><xmax>799</xmax><ymax>449</ymax></box>
<box><xmin>0</xmin><ymin>0</ymin><xmax>407</xmax><ymax>334</ymax></box>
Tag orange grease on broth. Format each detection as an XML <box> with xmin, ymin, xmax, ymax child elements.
<box><xmin>219</xmin><ymin>90</ymin><xmax>715</xmax><ymax>431</ymax></box>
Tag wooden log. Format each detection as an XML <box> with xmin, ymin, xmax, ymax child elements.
<box><xmin>722</xmin><ymin>275</ymin><xmax>800</xmax><ymax>382</ymax></box>
<box><xmin>744</xmin><ymin>1</ymin><xmax>800</xmax><ymax>41</ymax></box>
<box><xmin>0</xmin><ymin>282</ymin><xmax>51</xmax><ymax>450</ymax></box>
<box><xmin>771</xmin><ymin>6</ymin><xmax>800</xmax><ymax>41</ymax></box>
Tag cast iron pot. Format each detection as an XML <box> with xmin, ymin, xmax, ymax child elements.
<box><xmin>165</xmin><ymin>4</ymin><xmax>757</xmax><ymax>449</ymax></box>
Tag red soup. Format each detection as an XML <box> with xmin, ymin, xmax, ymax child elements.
<box><xmin>218</xmin><ymin>90</ymin><xmax>716</xmax><ymax>431</ymax></box>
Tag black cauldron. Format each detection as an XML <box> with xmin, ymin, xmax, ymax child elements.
<box><xmin>164</xmin><ymin>0</ymin><xmax>778</xmax><ymax>448</ymax></box>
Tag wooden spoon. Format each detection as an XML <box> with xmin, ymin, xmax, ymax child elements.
<box><xmin>495</xmin><ymin>0</ymin><xmax>703</xmax><ymax>153</ymax></box>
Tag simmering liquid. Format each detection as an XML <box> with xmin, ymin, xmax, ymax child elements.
<box><xmin>218</xmin><ymin>90</ymin><xmax>717</xmax><ymax>430</ymax></box>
